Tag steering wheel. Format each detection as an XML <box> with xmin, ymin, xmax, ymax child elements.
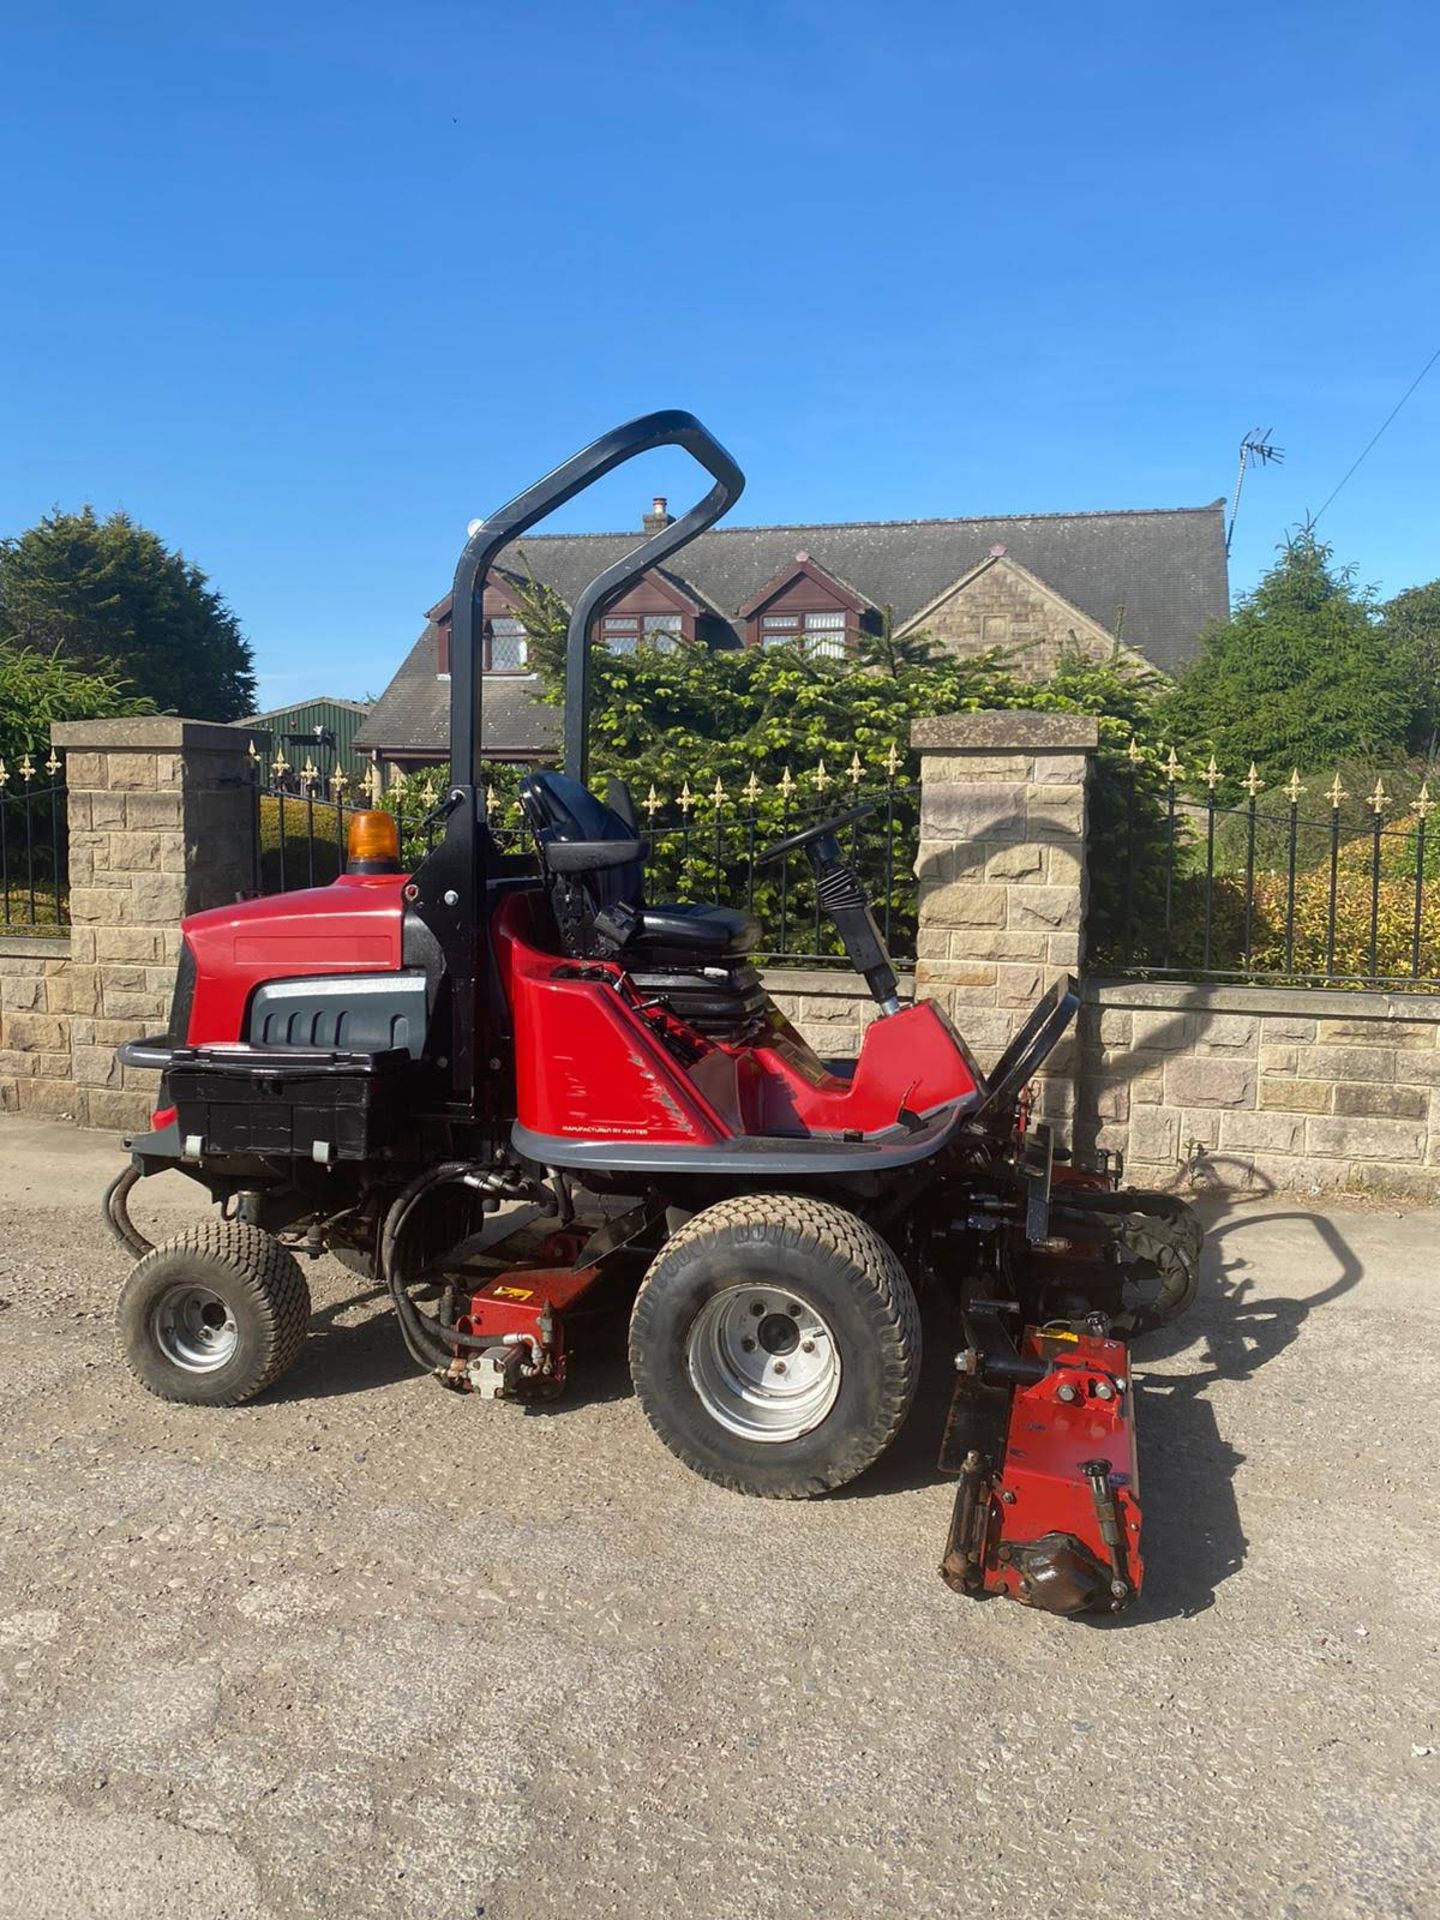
<box><xmin>756</xmin><ymin>803</ymin><xmax>875</xmax><ymax>868</ymax></box>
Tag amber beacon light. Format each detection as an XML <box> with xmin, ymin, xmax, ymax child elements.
<box><xmin>346</xmin><ymin>809</ymin><xmax>402</xmax><ymax>874</ymax></box>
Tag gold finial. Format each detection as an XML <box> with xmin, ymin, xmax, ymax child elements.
<box><xmin>1327</xmin><ymin>772</ymin><xmax>1348</xmax><ymax>810</ymax></box>
<box><xmin>0</xmin><ymin>760</ymin><xmax>8</xmax><ymax>788</ymax></box>
<box><xmin>1204</xmin><ymin>754</ymin><xmax>1221</xmax><ymax>792</ymax></box>
<box><xmin>1245</xmin><ymin>762</ymin><xmax>1264</xmax><ymax>799</ymax></box>
<box><xmin>45</xmin><ymin>749</ymin><xmax>60</xmax><ymax>777</ymax></box>
<box><xmin>1164</xmin><ymin>747</ymin><xmax>1182</xmax><ymax>784</ymax></box>
<box><xmin>848</xmin><ymin>750</ymin><xmax>864</xmax><ymax>787</ymax></box>
<box><xmin>1370</xmin><ymin>777</ymin><xmax>1388</xmax><ymax>816</ymax></box>
<box><xmin>19</xmin><ymin>754</ymin><xmax>34</xmax><ymax>782</ymax></box>
<box><xmin>301</xmin><ymin>759</ymin><xmax>319</xmax><ymax>789</ymax></box>
<box><xmin>1127</xmin><ymin>735</ymin><xmax>1144</xmax><ymax>765</ymax></box>
<box><xmin>643</xmin><ymin>784</ymin><xmax>661</xmax><ymax>820</ymax></box>
<box><xmin>1285</xmin><ymin>769</ymin><xmax>1305</xmax><ymax>805</ymax></box>
<box><xmin>813</xmin><ymin>759</ymin><xmax>830</xmax><ymax>793</ymax></box>
<box><xmin>332</xmin><ymin>768</ymin><xmax>349</xmax><ymax>796</ymax></box>
<box><xmin>247</xmin><ymin>738</ymin><xmax>259</xmax><ymax>761</ymax></box>
<box><xmin>272</xmin><ymin>752</ymin><xmax>289</xmax><ymax>779</ymax></box>
<box><xmin>742</xmin><ymin>771</ymin><xmax>762</xmax><ymax>807</ymax></box>
<box><xmin>390</xmin><ymin>761</ymin><xmax>405</xmax><ymax>792</ymax></box>
<box><xmin>779</xmin><ymin>766</ymin><xmax>797</xmax><ymax>800</ymax></box>
<box><xmin>884</xmin><ymin>742</ymin><xmax>901</xmax><ymax>779</ymax></box>
<box><xmin>420</xmin><ymin>778</ymin><xmax>437</xmax><ymax>806</ymax></box>
<box><xmin>484</xmin><ymin>786</ymin><xmax>496</xmax><ymax>817</ymax></box>
<box><xmin>710</xmin><ymin>776</ymin><xmax>727</xmax><ymax>810</ymax></box>
<box><xmin>679</xmin><ymin>781</ymin><xmax>693</xmax><ymax>814</ymax></box>
<box><xmin>1416</xmin><ymin>780</ymin><xmax>1434</xmax><ymax>821</ymax></box>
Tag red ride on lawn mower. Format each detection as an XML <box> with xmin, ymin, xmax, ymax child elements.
<box><xmin>104</xmin><ymin>411</ymin><xmax>1201</xmax><ymax>1618</ymax></box>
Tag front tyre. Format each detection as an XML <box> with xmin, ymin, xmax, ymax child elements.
<box><xmin>628</xmin><ymin>1194</ymin><xmax>921</xmax><ymax>1499</ymax></box>
<box><xmin>117</xmin><ymin>1221</ymin><xmax>311</xmax><ymax>1407</ymax></box>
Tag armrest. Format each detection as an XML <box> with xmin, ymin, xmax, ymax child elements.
<box><xmin>545</xmin><ymin>838</ymin><xmax>645</xmax><ymax>874</ymax></box>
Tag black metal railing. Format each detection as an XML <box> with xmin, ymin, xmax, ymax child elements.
<box><xmin>247</xmin><ymin>747</ymin><xmax>920</xmax><ymax>969</ymax></box>
<box><xmin>1103</xmin><ymin>748</ymin><xmax>1440</xmax><ymax>989</ymax></box>
<box><xmin>0</xmin><ymin>748</ymin><xmax>68</xmax><ymax>932</ymax></box>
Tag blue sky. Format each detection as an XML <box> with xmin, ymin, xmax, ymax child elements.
<box><xmin>3</xmin><ymin>1</ymin><xmax>1437</xmax><ymax>710</ymax></box>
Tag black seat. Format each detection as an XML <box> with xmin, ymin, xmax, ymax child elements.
<box><xmin>517</xmin><ymin>772</ymin><xmax>761</xmax><ymax>967</ymax></box>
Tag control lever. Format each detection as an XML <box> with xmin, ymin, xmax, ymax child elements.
<box><xmin>756</xmin><ymin>806</ymin><xmax>900</xmax><ymax>1014</ymax></box>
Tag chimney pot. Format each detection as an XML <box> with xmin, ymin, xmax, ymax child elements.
<box><xmin>643</xmin><ymin>495</ymin><xmax>673</xmax><ymax>535</ymax></box>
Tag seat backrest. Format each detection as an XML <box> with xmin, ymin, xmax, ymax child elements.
<box><xmin>518</xmin><ymin>771</ymin><xmax>646</xmax><ymax>954</ymax></box>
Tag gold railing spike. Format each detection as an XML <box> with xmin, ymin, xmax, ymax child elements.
<box><xmin>884</xmin><ymin>742</ymin><xmax>901</xmax><ymax>779</ymax></box>
<box><xmin>272</xmin><ymin>753</ymin><xmax>289</xmax><ymax>779</ymax></box>
<box><xmin>390</xmin><ymin>761</ymin><xmax>405</xmax><ymax>791</ymax></box>
<box><xmin>1285</xmin><ymin>769</ymin><xmax>1305</xmax><ymax>805</ymax></box>
<box><xmin>1127</xmin><ymin>735</ymin><xmax>1144</xmax><ymax>765</ymax></box>
<box><xmin>710</xmin><ymin>776</ymin><xmax>727</xmax><ymax>809</ymax></box>
<box><xmin>332</xmin><ymin>768</ymin><xmax>349</xmax><ymax>795</ymax></box>
<box><xmin>643</xmin><ymin>784</ymin><xmax>661</xmax><ymax>820</ymax></box>
<box><xmin>1204</xmin><ymin>754</ymin><xmax>1221</xmax><ymax>792</ymax></box>
<box><xmin>849</xmin><ymin>750</ymin><xmax>864</xmax><ymax>787</ymax></box>
<box><xmin>302</xmin><ymin>760</ymin><xmax>319</xmax><ymax>788</ymax></box>
<box><xmin>485</xmin><ymin>786</ymin><xmax>496</xmax><ymax>817</ymax></box>
<box><xmin>1370</xmin><ymin>777</ymin><xmax>1388</xmax><ymax>816</ymax></box>
<box><xmin>19</xmin><ymin>754</ymin><xmax>34</xmax><ymax>782</ymax></box>
<box><xmin>0</xmin><ymin>760</ymin><xmax>8</xmax><ymax>788</ymax></box>
<box><xmin>679</xmin><ymin>781</ymin><xmax>694</xmax><ymax>814</ymax></box>
<box><xmin>814</xmin><ymin>759</ymin><xmax>830</xmax><ymax>793</ymax></box>
<box><xmin>1327</xmin><ymin>772</ymin><xmax>1348</xmax><ymax>810</ymax></box>
<box><xmin>1244</xmin><ymin>762</ymin><xmax>1264</xmax><ymax>799</ymax></box>
<box><xmin>247</xmin><ymin>737</ymin><xmax>260</xmax><ymax>761</ymax></box>
<box><xmin>742</xmin><ymin>771</ymin><xmax>762</xmax><ymax>807</ymax></box>
<box><xmin>779</xmin><ymin>766</ymin><xmax>796</xmax><ymax>800</ymax></box>
<box><xmin>420</xmin><ymin>778</ymin><xmax>437</xmax><ymax>806</ymax></box>
<box><xmin>1164</xmin><ymin>746</ymin><xmax>1182</xmax><ymax>784</ymax></box>
<box><xmin>1416</xmin><ymin>780</ymin><xmax>1435</xmax><ymax>821</ymax></box>
<box><xmin>45</xmin><ymin>749</ymin><xmax>60</xmax><ymax>777</ymax></box>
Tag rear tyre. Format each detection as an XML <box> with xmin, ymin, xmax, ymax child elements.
<box><xmin>117</xmin><ymin>1221</ymin><xmax>311</xmax><ymax>1407</ymax></box>
<box><xmin>629</xmin><ymin>1194</ymin><xmax>921</xmax><ymax>1499</ymax></box>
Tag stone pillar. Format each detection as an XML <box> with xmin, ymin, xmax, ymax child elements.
<box><xmin>50</xmin><ymin>717</ymin><xmax>258</xmax><ymax>1131</ymax></box>
<box><xmin>911</xmin><ymin>711</ymin><xmax>1097</xmax><ymax>1123</ymax></box>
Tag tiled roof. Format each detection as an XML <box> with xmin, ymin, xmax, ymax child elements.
<box><xmin>358</xmin><ymin>500</ymin><xmax>1227</xmax><ymax>757</ymax></box>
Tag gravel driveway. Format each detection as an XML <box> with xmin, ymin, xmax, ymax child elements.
<box><xmin>0</xmin><ymin>1114</ymin><xmax>1435</xmax><ymax>1919</ymax></box>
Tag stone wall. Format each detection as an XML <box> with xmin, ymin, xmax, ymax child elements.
<box><xmin>29</xmin><ymin>719</ymin><xmax>258</xmax><ymax>1131</ymax></box>
<box><xmin>760</xmin><ymin>967</ymin><xmax>913</xmax><ymax>1058</ymax></box>
<box><xmin>896</xmin><ymin>554</ymin><xmax>1143</xmax><ymax>680</ymax></box>
<box><xmin>1077</xmin><ymin>979</ymin><xmax>1440</xmax><ymax>1198</ymax></box>
<box><xmin>910</xmin><ymin>711</ymin><xmax>1095</xmax><ymax>1123</ymax></box>
<box><xmin>0</xmin><ymin>935</ymin><xmax>76</xmax><ymax>1118</ymax></box>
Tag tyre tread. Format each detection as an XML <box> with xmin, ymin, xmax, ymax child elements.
<box><xmin>118</xmin><ymin>1220</ymin><xmax>311</xmax><ymax>1406</ymax></box>
<box><xmin>630</xmin><ymin>1193</ymin><xmax>921</xmax><ymax>1499</ymax></box>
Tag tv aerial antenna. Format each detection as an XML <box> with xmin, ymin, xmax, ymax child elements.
<box><xmin>1225</xmin><ymin>428</ymin><xmax>1284</xmax><ymax>556</ymax></box>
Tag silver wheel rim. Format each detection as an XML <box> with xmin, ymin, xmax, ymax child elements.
<box><xmin>151</xmin><ymin>1282</ymin><xmax>239</xmax><ymax>1373</ymax></box>
<box><xmin>686</xmin><ymin>1284</ymin><xmax>841</xmax><ymax>1443</ymax></box>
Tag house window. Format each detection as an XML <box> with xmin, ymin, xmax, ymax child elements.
<box><xmin>602</xmin><ymin>612</ymin><xmax>682</xmax><ymax>655</ymax></box>
<box><xmin>761</xmin><ymin>610</ymin><xmax>848</xmax><ymax>658</ymax></box>
<box><xmin>486</xmin><ymin>617</ymin><xmax>528</xmax><ymax>672</ymax></box>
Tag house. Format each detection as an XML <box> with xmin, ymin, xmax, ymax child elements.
<box><xmin>236</xmin><ymin>696</ymin><xmax>373</xmax><ymax>782</ymax></box>
<box><xmin>354</xmin><ymin>496</ymin><xmax>1228</xmax><ymax>771</ymax></box>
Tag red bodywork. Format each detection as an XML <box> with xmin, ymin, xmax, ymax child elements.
<box><xmin>492</xmin><ymin>889</ymin><xmax>980</xmax><ymax>1143</ymax></box>
<box><xmin>182</xmin><ymin>875</ymin><xmax>406</xmax><ymax>1044</ymax></box>
<box><xmin>985</xmin><ymin>1329</ymin><xmax>1142</xmax><ymax>1609</ymax></box>
<box><xmin>180</xmin><ymin>879</ymin><xmax>980</xmax><ymax>1146</ymax></box>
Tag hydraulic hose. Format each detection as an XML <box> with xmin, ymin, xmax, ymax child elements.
<box><xmin>103</xmin><ymin>1165</ymin><xmax>154</xmax><ymax>1259</ymax></box>
<box><xmin>378</xmin><ymin>1161</ymin><xmax>553</xmax><ymax>1372</ymax></box>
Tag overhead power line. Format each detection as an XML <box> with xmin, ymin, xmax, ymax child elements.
<box><xmin>1313</xmin><ymin>343</ymin><xmax>1440</xmax><ymax>526</ymax></box>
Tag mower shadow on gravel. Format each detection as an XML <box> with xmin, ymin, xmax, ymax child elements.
<box><xmin>1112</xmin><ymin>1190</ymin><xmax>1364</xmax><ymax>1627</ymax></box>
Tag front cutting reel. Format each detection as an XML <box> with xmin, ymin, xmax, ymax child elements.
<box><xmin>939</xmin><ymin>1181</ymin><xmax>1203</xmax><ymax>1615</ymax></box>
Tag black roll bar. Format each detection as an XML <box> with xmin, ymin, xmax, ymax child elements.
<box><xmin>448</xmin><ymin>409</ymin><xmax>744</xmax><ymax>795</ymax></box>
